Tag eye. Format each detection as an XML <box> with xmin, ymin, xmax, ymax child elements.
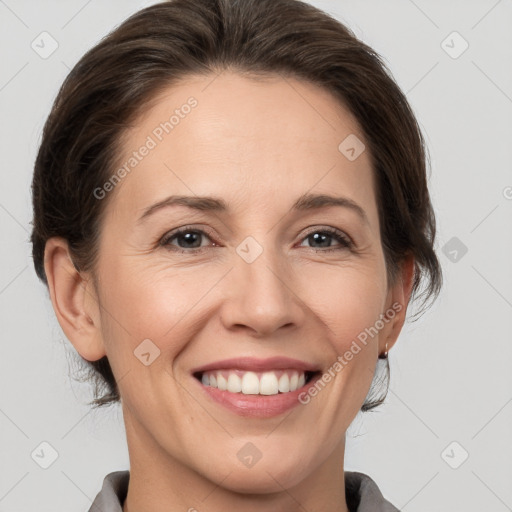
<box><xmin>298</xmin><ymin>227</ymin><xmax>354</xmax><ymax>252</ymax></box>
<box><xmin>159</xmin><ymin>225</ymin><xmax>354</xmax><ymax>254</ymax></box>
<box><xmin>160</xmin><ymin>226</ymin><xmax>216</xmax><ymax>253</ymax></box>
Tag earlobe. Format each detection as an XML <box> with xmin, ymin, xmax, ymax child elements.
<box><xmin>380</xmin><ymin>254</ymin><xmax>416</xmax><ymax>355</ymax></box>
<box><xmin>43</xmin><ymin>237</ymin><xmax>106</xmax><ymax>362</ymax></box>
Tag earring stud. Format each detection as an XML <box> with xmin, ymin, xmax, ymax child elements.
<box><xmin>379</xmin><ymin>342</ymin><xmax>389</xmax><ymax>359</ymax></box>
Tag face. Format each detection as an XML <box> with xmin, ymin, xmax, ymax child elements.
<box><xmin>49</xmin><ymin>71</ymin><xmax>411</xmax><ymax>493</ymax></box>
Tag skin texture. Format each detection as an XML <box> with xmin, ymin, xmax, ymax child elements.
<box><xmin>44</xmin><ymin>71</ymin><xmax>414</xmax><ymax>512</ymax></box>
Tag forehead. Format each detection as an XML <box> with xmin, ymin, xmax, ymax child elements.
<box><xmin>130</xmin><ymin>70</ymin><xmax>364</xmax><ymax>155</ymax></box>
<box><xmin>108</xmin><ymin>71</ymin><xmax>377</xmax><ymax>225</ymax></box>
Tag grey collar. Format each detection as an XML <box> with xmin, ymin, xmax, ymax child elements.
<box><xmin>88</xmin><ymin>469</ymin><xmax>400</xmax><ymax>512</ymax></box>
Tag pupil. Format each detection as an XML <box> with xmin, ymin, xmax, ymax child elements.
<box><xmin>180</xmin><ymin>232</ymin><xmax>200</xmax><ymax>248</ymax></box>
<box><xmin>311</xmin><ymin>233</ymin><xmax>329</xmax><ymax>247</ymax></box>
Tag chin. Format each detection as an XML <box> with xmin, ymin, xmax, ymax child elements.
<box><xmin>219</xmin><ymin>463</ymin><xmax>308</xmax><ymax>494</ymax></box>
<box><xmin>198</xmin><ymin>445</ymin><xmax>314</xmax><ymax>494</ymax></box>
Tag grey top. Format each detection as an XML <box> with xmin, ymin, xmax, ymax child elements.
<box><xmin>88</xmin><ymin>470</ymin><xmax>400</xmax><ymax>511</ymax></box>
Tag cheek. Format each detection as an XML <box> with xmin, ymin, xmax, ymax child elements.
<box><xmin>95</xmin><ymin>264</ymin><xmax>209</xmax><ymax>413</ymax></box>
<box><xmin>298</xmin><ymin>262</ymin><xmax>387</xmax><ymax>349</ymax></box>
<box><xmin>97</xmin><ymin>257</ymin><xmax>218</xmax><ymax>355</ymax></box>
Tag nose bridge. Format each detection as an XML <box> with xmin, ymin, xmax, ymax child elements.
<box><xmin>244</xmin><ymin>244</ymin><xmax>289</xmax><ymax>299</ymax></box>
<box><xmin>222</xmin><ymin>236</ymin><xmax>302</xmax><ymax>335</ymax></box>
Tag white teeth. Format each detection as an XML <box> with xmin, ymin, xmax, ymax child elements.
<box><xmin>217</xmin><ymin>373</ymin><xmax>227</xmax><ymax>391</ymax></box>
<box><xmin>227</xmin><ymin>373</ymin><xmax>242</xmax><ymax>393</ymax></box>
<box><xmin>289</xmin><ymin>372</ymin><xmax>299</xmax><ymax>391</ymax></box>
<box><xmin>278</xmin><ymin>373</ymin><xmax>290</xmax><ymax>393</ymax></box>
<box><xmin>259</xmin><ymin>372</ymin><xmax>279</xmax><ymax>395</ymax></box>
<box><xmin>241</xmin><ymin>372</ymin><xmax>260</xmax><ymax>394</ymax></box>
<box><xmin>200</xmin><ymin>369</ymin><xmax>310</xmax><ymax>395</ymax></box>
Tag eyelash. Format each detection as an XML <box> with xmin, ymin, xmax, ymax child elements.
<box><xmin>159</xmin><ymin>225</ymin><xmax>354</xmax><ymax>254</ymax></box>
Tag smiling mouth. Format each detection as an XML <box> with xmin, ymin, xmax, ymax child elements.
<box><xmin>193</xmin><ymin>369</ymin><xmax>320</xmax><ymax>396</ymax></box>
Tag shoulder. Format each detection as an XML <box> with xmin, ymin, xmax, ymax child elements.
<box><xmin>88</xmin><ymin>470</ymin><xmax>129</xmax><ymax>512</ymax></box>
<box><xmin>345</xmin><ymin>471</ymin><xmax>401</xmax><ymax>512</ymax></box>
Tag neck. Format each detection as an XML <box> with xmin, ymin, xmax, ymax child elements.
<box><xmin>121</xmin><ymin>409</ymin><xmax>350</xmax><ymax>512</ymax></box>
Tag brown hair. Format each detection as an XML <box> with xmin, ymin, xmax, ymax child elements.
<box><xmin>31</xmin><ymin>0</ymin><xmax>442</xmax><ymax>410</ymax></box>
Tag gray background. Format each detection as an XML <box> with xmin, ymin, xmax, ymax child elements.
<box><xmin>1</xmin><ymin>0</ymin><xmax>511</xmax><ymax>511</ymax></box>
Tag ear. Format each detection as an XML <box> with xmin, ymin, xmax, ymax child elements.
<box><xmin>379</xmin><ymin>253</ymin><xmax>415</xmax><ymax>356</ymax></box>
<box><xmin>43</xmin><ymin>237</ymin><xmax>106</xmax><ymax>362</ymax></box>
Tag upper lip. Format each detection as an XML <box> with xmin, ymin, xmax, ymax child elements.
<box><xmin>191</xmin><ymin>356</ymin><xmax>321</xmax><ymax>374</ymax></box>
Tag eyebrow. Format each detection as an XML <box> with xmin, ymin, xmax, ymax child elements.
<box><xmin>137</xmin><ymin>192</ymin><xmax>370</xmax><ymax>226</ymax></box>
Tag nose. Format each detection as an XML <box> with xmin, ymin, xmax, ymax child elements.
<box><xmin>219</xmin><ymin>247</ymin><xmax>305</xmax><ymax>338</ymax></box>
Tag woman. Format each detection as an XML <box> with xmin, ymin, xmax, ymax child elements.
<box><xmin>30</xmin><ymin>0</ymin><xmax>442</xmax><ymax>510</ymax></box>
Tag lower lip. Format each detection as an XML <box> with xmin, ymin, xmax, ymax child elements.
<box><xmin>193</xmin><ymin>374</ymin><xmax>321</xmax><ymax>418</ymax></box>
